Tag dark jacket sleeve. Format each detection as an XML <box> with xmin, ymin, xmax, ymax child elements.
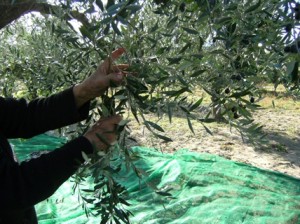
<box><xmin>0</xmin><ymin>87</ymin><xmax>94</xmax><ymax>211</ymax></box>
<box><xmin>0</xmin><ymin>136</ymin><xmax>94</xmax><ymax>211</ymax></box>
<box><xmin>0</xmin><ymin>87</ymin><xmax>90</xmax><ymax>138</ymax></box>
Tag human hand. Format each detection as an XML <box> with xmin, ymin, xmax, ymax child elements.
<box><xmin>75</xmin><ymin>48</ymin><xmax>128</xmax><ymax>102</ymax></box>
<box><xmin>83</xmin><ymin>115</ymin><xmax>122</xmax><ymax>152</ymax></box>
<box><xmin>73</xmin><ymin>48</ymin><xmax>128</xmax><ymax>108</ymax></box>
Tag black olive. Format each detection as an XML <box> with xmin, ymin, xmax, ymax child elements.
<box><xmin>233</xmin><ymin>112</ymin><xmax>239</xmax><ymax>119</ymax></box>
<box><xmin>225</xmin><ymin>88</ymin><xmax>230</xmax><ymax>94</ymax></box>
<box><xmin>179</xmin><ymin>2</ymin><xmax>186</xmax><ymax>12</ymax></box>
<box><xmin>235</xmin><ymin>75</ymin><xmax>242</xmax><ymax>81</ymax></box>
<box><xmin>284</xmin><ymin>46</ymin><xmax>291</xmax><ymax>53</ymax></box>
<box><xmin>290</xmin><ymin>45</ymin><xmax>298</xmax><ymax>53</ymax></box>
<box><xmin>294</xmin><ymin>3</ymin><xmax>300</xmax><ymax>12</ymax></box>
<box><xmin>241</xmin><ymin>38</ymin><xmax>250</xmax><ymax>45</ymax></box>
<box><xmin>285</xmin><ymin>24</ymin><xmax>293</xmax><ymax>33</ymax></box>
<box><xmin>250</xmin><ymin>96</ymin><xmax>255</xmax><ymax>103</ymax></box>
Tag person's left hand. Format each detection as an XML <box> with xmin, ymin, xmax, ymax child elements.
<box><xmin>74</xmin><ymin>48</ymin><xmax>128</xmax><ymax>107</ymax></box>
<box><xmin>83</xmin><ymin>115</ymin><xmax>122</xmax><ymax>153</ymax></box>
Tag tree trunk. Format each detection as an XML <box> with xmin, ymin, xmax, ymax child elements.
<box><xmin>0</xmin><ymin>0</ymin><xmax>89</xmax><ymax>30</ymax></box>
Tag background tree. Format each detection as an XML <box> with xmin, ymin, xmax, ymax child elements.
<box><xmin>1</xmin><ymin>0</ymin><xmax>300</xmax><ymax>223</ymax></box>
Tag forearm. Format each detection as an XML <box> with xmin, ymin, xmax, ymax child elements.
<box><xmin>0</xmin><ymin>87</ymin><xmax>90</xmax><ymax>138</ymax></box>
<box><xmin>0</xmin><ymin>136</ymin><xmax>93</xmax><ymax>210</ymax></box>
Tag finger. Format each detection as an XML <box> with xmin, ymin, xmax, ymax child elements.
<box><xmin>98</xmin><ymin>115</ymin><xmax>122</xmax><ymax>125</ymax></box>
<box><xmin>111</xmin><ymin>48</ymin><xmax>126</xmax><ymax>60</ymax></box>
<box><xmin>112</xmin><ymin>64</ymin><xmax>129</xmax><ymax>72</ymax></box>
<box><xmin>104</xmin><ymin>115</ymin><xmax>122</xmax><ymax>130</ymax></box>
<box><xmin>100</xmin><ymin>48</ymin><xmax>126</xmax><ymax>73</ymax></box>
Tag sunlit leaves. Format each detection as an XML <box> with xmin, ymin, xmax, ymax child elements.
<box><xmin>1</xmin><ymin>0</ymin><xmax>299</xmax><ymax>222</ymax></box>
<box><xmin>189</xmin><ymin>98</ymin><xmax>203</xmax><ymax>112</ymax></box>
<box><xmin>106</xmin><ymin>2</ymin><xmax>126</xmax><ymax>16</ymax></box>
<box><xmin>182</xmin><ymin>27</ymin><xmax>199</xmax><ymax>35</ymax></box>
<box><xmin>149</xmin><ymin>21</ymin><xmax>159</xmax><ymax>33</ymax></box>
<box><xmin>245</xmin><ymin>0</ymin><xmax>262</xmax><ymax>14</ymax></box>
<box><xmin>167</xmin><ymin>57</ymin><xmax>182</xmax><ymax>65</ymax></box>
<box><xmin>214</xmin><ymin>16</ymin><xmax>232</xmax><ymax>25</ymax></box>
<box><xmin>126</xmin><ymin>4</ymin><xmax>142</xmax><ymax>14</ymax></box>
<box><xmin>154</xmin><ymin>133</ymin><xmax>173</xmax><ymax>142</ymax></box>
<box><xmin>144</xmin><ymin>121</ymin><xmax>165</xmax><ymax>132</ymax></box>
<box><xmin>167</xmin><ymin>16</ymin><xmax>178</xmax><ymax>28</ymax></box>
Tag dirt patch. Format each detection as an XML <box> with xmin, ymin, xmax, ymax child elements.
<box><xmin>128</xmin><ymin>108</ymin><xmax>300</xmax><ymax>179</ymax></box>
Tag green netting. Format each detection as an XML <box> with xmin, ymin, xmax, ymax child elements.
<box><xmin>10</xmin><ymin>135</ymin><xmax>300</xmax><ymax>224</ymax></box>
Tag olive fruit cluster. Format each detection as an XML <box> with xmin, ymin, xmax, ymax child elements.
<box><xmin>231</xmin><ymin>106</ymin><xmax>239</xmax><ymax>119</ymax></box>
<box><xmin>229</xmin><ymin>97</ymin><xmax>255</xmax><ymax>120</ymax></box>
<box><xmin>230</xmin><ymin>74</ymin><xmax>242</xmax><ymax>81</ymax></box>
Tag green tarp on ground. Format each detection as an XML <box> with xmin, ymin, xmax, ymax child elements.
<box><xmin>11</xmin><ymin>135</ymin><xmax>300</xmax><ymax>224</ymax></box>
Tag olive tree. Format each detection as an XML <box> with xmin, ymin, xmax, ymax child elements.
<box><xmin>0</xmin><ymin>0</ymin><xmax>299</xmax><ymax>223</ymax></box>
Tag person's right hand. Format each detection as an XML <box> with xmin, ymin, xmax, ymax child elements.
<box><xmin>73</xmin><ymin>48</ymin><xmax>128</xmax><ymax>108</ymax></box>
<box><xmin>83</xmin><ymin>115</ymin><xmax>122</xmax><ymax>152</ymax></box>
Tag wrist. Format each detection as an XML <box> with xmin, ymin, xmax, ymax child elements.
<box><xmin>73</xmin><ymin>83</ymin><xmax>92</xmax><ymax>108</ymax></box>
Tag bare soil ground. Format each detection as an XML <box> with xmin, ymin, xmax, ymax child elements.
<box><xmin>127</xmin><ymin>93</ymin><xmax>300</xmax><ymax>179</ymax></box>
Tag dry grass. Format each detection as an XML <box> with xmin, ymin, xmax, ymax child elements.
<box><xmin>127</xmin><ymin>83</ymin><xmax>300</xmax><ymax>178</ymax></box>
<box><xmin>258</xmin><ymin>84</ymin><xmax>300</xmax><ymax>110</ymax></box>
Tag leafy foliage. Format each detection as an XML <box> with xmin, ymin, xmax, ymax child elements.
<box><xmin>1</xmin><ymin>0</ymin><xmax>300</xmax><ymax>223</ymax></box>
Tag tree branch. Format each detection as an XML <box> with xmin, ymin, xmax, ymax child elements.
<box><xmin>0</xmin><ymin>1</ymin><xmax>90</xmax><ymax>30</ymax></box>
